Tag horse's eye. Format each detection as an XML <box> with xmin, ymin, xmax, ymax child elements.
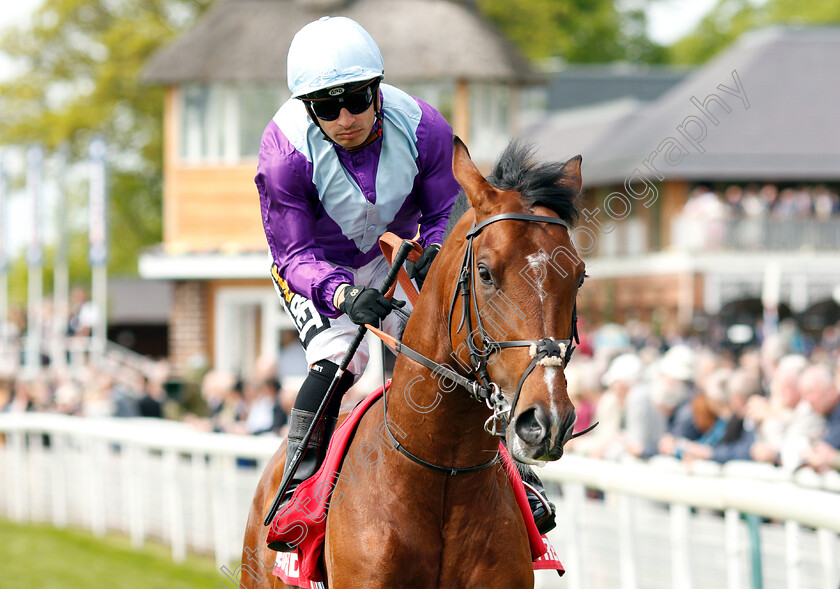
<box><xmin>477</xmin><ymin>265</ymin><xmax>494</xmax><ymax>285</ymax></box>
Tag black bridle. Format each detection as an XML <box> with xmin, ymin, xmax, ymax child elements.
<box><xmin>448</xmin><ymin>213</ymin><xmax>580</xmax><ymax>427</ymax></box>
<box><xmin>380</xmin><ymin>212</ymin><xmax>593</xmax><ymax>476</ymax></box>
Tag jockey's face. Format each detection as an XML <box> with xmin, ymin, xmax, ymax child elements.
<box><xmin>316</xmin><ymin>102</ymin><xmax>376</xmax><ymax>149</ymax></box>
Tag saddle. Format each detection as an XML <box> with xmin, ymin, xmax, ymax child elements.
<box><xmin>267</xmin><ymin>384</ymin><xmax>564</xmax><ymax>588</ymax></box>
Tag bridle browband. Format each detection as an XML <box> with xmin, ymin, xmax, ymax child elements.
<box><xmin>379</xmin><ymin>211</ymin><xmax>594</xmax><ymax>476</ymax></box>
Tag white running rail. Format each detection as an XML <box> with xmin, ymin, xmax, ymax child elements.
<box><xmin>541</xmin><ymin>454</ymin><xmax>840</xmax><ymax>589</ymax></box>
<box><xmin>2</xmin><ymin>413</ymin><xmax>839</xmax><ymax>589</ymax></box>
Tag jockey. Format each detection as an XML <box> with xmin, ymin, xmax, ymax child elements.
<box><xmin>256</xmin><ymin>16</ymin><xmax>556</xmax><ymax>545</ymax></box>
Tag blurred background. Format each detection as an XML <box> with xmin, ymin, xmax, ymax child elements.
<box><xmin>1</xmin><ymin>1</ymin><xmax>839</xmax><ymax>588</ymax></box>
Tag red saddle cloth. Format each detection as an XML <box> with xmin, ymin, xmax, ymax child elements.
<box><xmin>268</xmin><ymin>385</ymin><xmax>564</xmax><ymax>588</ymax></box>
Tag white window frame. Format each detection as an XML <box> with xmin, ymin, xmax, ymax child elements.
<box><xmin>213</xmin><ymin>286</ymin><xmax>292</xmax><ymax>377</ymax></box>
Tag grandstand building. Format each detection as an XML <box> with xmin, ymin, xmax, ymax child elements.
<box><xmin>528</xmin><ymin>27</ymin><xmax>840</xmax><ymax>343</ymax></box>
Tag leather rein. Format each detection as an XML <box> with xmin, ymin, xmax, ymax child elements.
<box><xmin>371</xmin><ymin>214</ymin><xmax>594</xmax><ymax>476</ymax></box>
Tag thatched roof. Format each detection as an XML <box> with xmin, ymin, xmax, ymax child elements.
<box><xmin>532</xmin><ymin>26</ymin><xmax>840</xmax><ymax>184</ymax></box>
<box><xmin>142</xmin><ymin>0</ymin><xmax>540</xmax><ymax>85</ymax></box>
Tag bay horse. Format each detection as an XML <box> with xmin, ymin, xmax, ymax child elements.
<box><xmin>240</xmin><ymin>138</ymin><xmax>585</xmax><ymax>588</ymax></box>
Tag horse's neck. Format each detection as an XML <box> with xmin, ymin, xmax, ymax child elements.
<box><xmin>385</xmin><ymin>281</ymin><xmax>498</xmax><ymax>469</ymax></box>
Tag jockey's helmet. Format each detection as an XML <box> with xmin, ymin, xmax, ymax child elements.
<box><xmin>287</xmin><ymin>17</ymin><xmax>385</xmax><ymax>100</ymax></box>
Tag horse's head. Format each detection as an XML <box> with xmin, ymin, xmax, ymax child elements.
<box><xmin>446</xmin><ymin>138</ymin><xmax>585</xmax><ymax>464</ymax></box>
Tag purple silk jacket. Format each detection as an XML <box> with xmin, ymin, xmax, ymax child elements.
<box><xmin>256</xmin><ymin>84</ymin><xmax>460</xmax><ymax>317</ymax></box>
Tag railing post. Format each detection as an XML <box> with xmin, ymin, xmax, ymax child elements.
<box><xmin>127</xmin><ymin>444</ymin><xmax>147</xmax><ymax>549</ymax></box>
<box><xmin>51</xmin><ymin>433</ymin><xmax>68</xmax><ymax>528</ymax></box>
<box><xmin>563</xmin><ymin>482</ymin><xmax>586</xmax><ymax>589</ymax></box>
<box><xmin>744</xmin><ymin>513</ymin><xmax>764</xmax><ymax>589</ymax></box>
<box><xmin>8</xmin><ymin>431</ymin><xmax>28</xmax><ymax>522</ymax></box>
<box><xmin>89</xmin><ymin>439</ymin><xmax>107</xmax><ymax>537</ymax></box>
<box><xmin>164</xmin><ymin>448</ymin><xmax>186</xmax><ymax>563</ymax></box>
<box><xmin>29</xmin><ymin>432</ymin><xmax>45</xmax><ymax>522</ymax></box>
<box><xmin>724</xmin><ymin>508</ymin><xmax>744</xmax><ymax>589</ymax></box>
<box><xmin>618</xmin><ymin>493</ymin><xmax>639</xmax><ymax>589</ymax></box>
<box><xmin>817</xmin><ymin>529</ymin><xmax>839</xmax><ymax>589</ymax></box>
<box><xmin>785</xmin><ymin>520</ymin><xmax>801</xmax><ymax>589</ymax></box>
<box><xmin>670</xmin><ymin>502</ymin><xmax>693</xmax><ymax>589</ymax></box>
<box><xmin>191</xmin><ymin>451</ymin><xmax>210</xmax><ymax>553</ymax></box>
<box><xmin>222</xmin><ymin>453</ymin><xmax>238</xmax><ymax>564</ymax></box>
<box><xmin>210</xmin><ymin>454</ymin><xmax>231</xmax><ymax>569</ymax></box>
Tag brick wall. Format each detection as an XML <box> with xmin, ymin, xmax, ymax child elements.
<box><xmin>169</xmin><ymin>280</ymin><xmax>209</xmax><ymax>377</ymax></box>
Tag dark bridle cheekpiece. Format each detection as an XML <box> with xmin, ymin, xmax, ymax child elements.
<box><xmin>382</xmin><ymin>212</ymin><xmax>595</xmax><ymax>476</ymax></box>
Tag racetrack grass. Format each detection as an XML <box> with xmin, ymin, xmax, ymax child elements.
<box><xmin>0</xmin><ymin>519</ymin><xmax>226</xmax><ymax>589</ymax></box>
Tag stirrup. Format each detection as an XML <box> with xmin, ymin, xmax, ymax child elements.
<box><xmin>267</xmin><ymin>489</ymin><xmax>299</xmax><ymax>552</ymax></box>
<box><xmin>523</xmin><ymin>480</ymin><xmax>557</xmax><ymax>535</ymax></box>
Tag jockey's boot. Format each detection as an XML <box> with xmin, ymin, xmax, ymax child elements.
<box><xmin>267</xmin><ymin>360</ymin><xmax>352</xmax><ymax>552</ymax></box>
<box><xmin>519</xmin><ymin>463</ymin><xmax>557</xmax><ymax>535</ymax></box>
<box><xmin>267</xmin><ymin>409</ymin><xmax>337</xmax><ymax>552</ymax></box>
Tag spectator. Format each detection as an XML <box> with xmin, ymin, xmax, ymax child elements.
<box><xmin>663</xmin><ymin>368</ymin><xmax>731</xmax><ymax>460</ymax></box>
<box><xmin>800</xmin><ymin>364</ymin><xmax>840</xmax><ymax>472</ymax></box>
<box><xmin>748</xmin><ymin>355</ymin><xmax>823</xmax><ymax>467</ymax></box>
<box><xmin>66</xmin><ymin>287</ymin><xmax>98</xmax><ymax>337</ymax></box>
<box><xmin>82</xmin><ymin>372</ymin><xmax>116</xmax><ymax>418</ymax></box>
<box><xmin>740</xmin><ymin>184</ymin><xmax>766</xmax><ymax>217</ymax></box>
<box><xmin>681</xmin><ymin>368</ymin><xmax>762</xmax><ymax>463</ymax></box>
<box><xmin>656</xmin><ymin>345</ymin><xmax>700</xmax><ymax>439</ymax></box>
<box><xmin>684</xmin><ymin>185</ymin><xmax>726</xmax><ymax>219</ymax></box>
<box><xmin>246</xmin><ymin>378</ymin><xmax>288</xmax><ymax>435</ymax></box>
<box><xmin>211</xmin><ymin>374</ymin><xmax>248</xmax><ymax>434</ymax></box>
<box><xmin>5</xmin><ymin>379</ymin><xmax>35</xmax><ymax>413</ymax></box>
<box><xmin>626</xmin><ymin>361</ymin><xmax>692</xmax><ymax>458</ymax></box>
<box><xmin>723</xmin><ymin>185</ymin><xmax>744</xmax><ymax>218</ymax></box>
<box><xmin>53</xmin><ymin>380</ymin><xmax>82</xmax><ymax>416</ymax></box>
<box><xmin>813</xmin><ymin>185</ymin><xmax>838</xmax><ymax>220</ymax></box>
<box><xmin>563</xmin><ymin>362</ymin><xmax>595</xmax><ymax>437</ymax></box>
<box><xmin>0</xmin><ymin>380</ymin><xmax>11</xmax><ymax>412</ymax></box>
<box><xmin>138</xmin><ymin>376</ymin><xmax>165</xmax><ymax>419</ymax></box>
<box><xmin>573</xmin><ymin>353</ymin><xmax>642</xmax><ymax>460</ymax></box>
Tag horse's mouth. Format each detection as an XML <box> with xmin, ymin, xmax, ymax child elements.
<box><xmin>509</xmin><ymin>435</ymin><xmax>565</xmax><ymax>464</ymax></box>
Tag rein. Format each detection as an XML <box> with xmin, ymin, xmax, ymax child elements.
<box><xmin>370</xmin><ymin>216</ymin><xmax>593</xmax><ymax>476</ymax></box>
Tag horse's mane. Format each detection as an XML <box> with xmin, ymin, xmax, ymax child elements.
<box><xmin>443</xmin><ymin>141</ymin><xmax>580</xmax><ymax>240</ymax></box>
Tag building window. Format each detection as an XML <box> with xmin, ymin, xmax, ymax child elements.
<box><xmin>239</xmin><ymin>85</ymin><xmax>284</xmax><ymax>158</ymax></box>
<box><xmin>401</xmin><ymin>82</ymin><xmax>455</xmax><ymax>125</ymax></box>
<box><xmin>469</xmin><ymin>83</ymin><xmax>512</xmax><ymax>163</ymax></box>
<box><xmin>180</xmin><ymin>84</ymin><xmax>287</xmax><ymax>163</ymax></box>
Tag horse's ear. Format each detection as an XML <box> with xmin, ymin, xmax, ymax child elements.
<box><xmin>453</xmin><ymin>136</ymin><xmax>494</xmax><ymax>212</ymax></box>
<box><xmin>558</xmin><ymin>155</ymin><xmax>583</xmax><ymax>194</ymax></box>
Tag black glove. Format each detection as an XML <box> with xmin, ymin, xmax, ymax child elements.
<box><xmin>406</xmin><ymin>243</ymin><xmax>441</xmax><ymax>289</ymax></box>
<box><xmin>338</xmin><ymin>285</ymin><xmax>405</xmax><ymax>326</ymax></box>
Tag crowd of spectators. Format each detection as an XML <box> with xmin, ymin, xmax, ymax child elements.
<box><xmin>3</xmin><ymin>296</ymin><xmax>839</xmax><ymax>475</ymax></box>
<box><xmin>565</xmin><ymin>319</ymin><xmax>840</xmax><ymax>474</ymax></box>
<box><xmin>0</xmin><ymin>354</ymin><xmax>294</xmax><ymax>438</ymax></box>
<box><xmin>683</xmin><ymin>183</ymin><xmax>840</xmax><ymax>221</ymax></box>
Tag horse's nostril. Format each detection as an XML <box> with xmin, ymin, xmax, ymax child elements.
<box><xmin>514</xmin><ymin>406</ymin><xmax>549</xmax><ymax>445</ymax></box>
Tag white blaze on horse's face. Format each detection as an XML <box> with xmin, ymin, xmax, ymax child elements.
<box><xmin>525</xmin><ymin>252</ymin><xmax>549</xmax><ymax>303</ymax></box>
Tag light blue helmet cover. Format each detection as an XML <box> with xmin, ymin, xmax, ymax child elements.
<box><xmin>287</xmin><ymin>16</ymin><xmax>385</xmax><ymax>98</ymax></box>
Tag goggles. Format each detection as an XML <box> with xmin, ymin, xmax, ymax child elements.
<box><xmin>304</xmin><ymin>82</ymin><xmax>376</xmax><ymax>121</ymax></box>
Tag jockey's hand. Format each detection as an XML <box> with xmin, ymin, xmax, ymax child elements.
<box><xmin>406</xmin><ymin>243</ymin><xmax>441</xmax><ymax>289</ymax></box>
<box><xmin>337</xmin><ymin>284</ymin><xmax>405</xmax><ymax>326</ymax></box>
